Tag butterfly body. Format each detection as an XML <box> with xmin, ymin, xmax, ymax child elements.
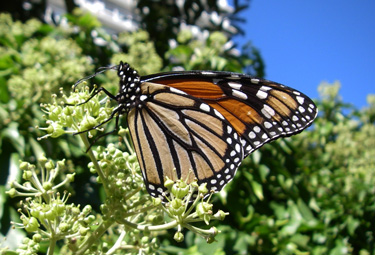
<box><xmin>89</xmin><ymin>62</ymin><xmax>317</xmax><ymax>199</ymax></box>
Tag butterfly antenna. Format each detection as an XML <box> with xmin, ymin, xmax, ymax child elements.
<box><xmin>73</xmin><ymin>64</ymin><xmax>119</xmax><ymax>90</ymax></box>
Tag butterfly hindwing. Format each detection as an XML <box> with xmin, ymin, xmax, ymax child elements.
<box><xmin>127</xmin><ymin>82</ymin><xmax>244</xmax><ymax>199</ymax></box>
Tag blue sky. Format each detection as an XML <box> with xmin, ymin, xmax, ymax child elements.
<box><xmin>230</xmin><ymin>0</ymin><xmax>375</xmax><ymax>108</ymax></box>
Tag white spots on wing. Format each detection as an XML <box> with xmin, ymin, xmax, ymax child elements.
<box><xmin>230</xmin><ymin>150</ymin><xmax>236</xmax><ymax>157</ymax></box>
<box><xmin>298</xmin><ymin>106</ymin><xmax>306</xmax><ymax>113</ymax></box>
<box><xmin>235</xmin><ymin>143</ymin><xmax>241</xmax><ymax>153</ymax></box>
<box><xmin>148</xmin><ymin>184</ymin><xmax>155</xmax><ymax>190</ymax></box>
<box><xmin>261</xmin><ymin>104</ymin><xmax>275</xmax><ymax>119</ymax></box>
<box><xmin>201</xmin><ymin>71</ymin><xmax>215</xmax><ymax>75</ymax></box>
<box><xmin>139</xmin><ymin>95</ymin><xmax>148</xmax><ymax>101</ymax></box>
<box><xmin>292</xmin><ymin>115</ymin><xmax>299</xmax><ymax>122</ymax></box>
<box><xmin>296</xmin><ymin>96</ymin><xmax>305</xmax><ymax>104</ymax></box>
<box><xmin>211</xmin><ymin>179</ymin><xmax>217</xmax><ymax>184</ymax></box>
<box><xmin>226</xmin><ymin>137</ymin><xmax>232</xmax><ymax>144</ymax></box>
<box><xmin>227</xmin><ymin>125</ymin><xmax>233</xmax><ymax>134</ymax></box>
<box><xmin>199</xmin><ymin>103</ymin><xmax>210</xmax><ymax>112</ymax></box>
<box><xmin>232</xmin><ymin>89</ymin><xmax>248</xmax><ymax>100</ymax></box>
<box><xmin>249</xmin><ymin>131</ymin><xmax>256</xmax><ymax>139</ymax></box>
<box><xmin>256</xmin><ymin>90</ymin><xmax>268</xmax><ymax>99</ymax></box>
<box><xmin>262</xmin><ymin>86</ymin><xmax>272</xmax><ymax>91</ymax></box>
<box><xmin>170</xmin><ymin>87</ymin><xmax>187</xmax><ymax>95</ymax></box>
<box><xmin>228</xmin><ymin>82</ymin><xmax>242</xmax><ymax>90</ymax></box>
<box><xmin>253</xmin><ymin>126</ymin><xmax>261</xmax><ymax>133</ymax></box>
<box><xmin>264</xmin><ymin>121</ymin><xmax>272</xmax><ymax>129</ymax></box>
<box><xmin>251</xmin><ymin>78</ymin><xmax>260</xmax><ymax>84</ymax></box>
<box><xmin>293</xmin><ymin>91</ymin><xmax>301</xmax><ymax>95</ymax></box>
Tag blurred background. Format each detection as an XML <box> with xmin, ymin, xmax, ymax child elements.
<box><xmin>0</xmin><ymin>0</ymin><xmax>374</xmax><ymax>254</ymax></box>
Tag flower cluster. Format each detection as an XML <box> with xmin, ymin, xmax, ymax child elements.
<box><xmin>161</xmin><ymin>176</ymin><xmax>228</xmax><ymax>243</ymax></box>
<box><xmin>38</xmin><ymin>85</ymin><xmax>114</xmax><ymax>141</ymax></box>
<box><xmin>7</xmin><ymin>157</ymin><xmax>93</xmax><ymax>255</ymax></box>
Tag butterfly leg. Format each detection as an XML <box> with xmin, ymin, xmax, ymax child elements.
<box><xmin>74</xmin><ymin>104</ymin><xmax>122</xmax><ymax>135</ymax></box>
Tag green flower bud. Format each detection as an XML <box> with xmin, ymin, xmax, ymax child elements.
<box><xmin>43</xmin><ymin>182</ymin><xmax>53</xmax><ymax>191</ymax></box>
<box><xmin>66</xmin><ymin>173</ymin><xmax>75</xmax><ymax>182</ymax></box>
<box><xmin>80</xmin><ymin>227</ymin><xmax>89</xmax><ymax>236</ymax></box>
<box><xmin>171</xmin><ymin>181</ymin><xmax>189</xmax><ymax>199</ymax></box>
<box><xmin>22</xmin><ymin>170</ymin><xmax>33</xmax><ymax>180</ymax></box>
<box><xmin>152</xmin><ymin>197</ymin><xmax>162</xmax><ymax>206</ymax></box>
<box><xmin>44</xmin><ymin>208</ymin><xmax>55</xmax><ymax>221</ymax></box>
<box><xmin>33</xmin><ymin>233</ymin><xmax>42</xmax><ymax>243</ymax></box>
<box><xmin>38</xmin><ymin>155</ymin><xmax>48</xmax><ymax>165</ymax></box>
<box><xmin>47</xmin><ymin>123</ymin><xmax>65</xmax><ymax>138</ymax></box>
<box><xmin>174</xmin><ymin>231</ymin><xmax>184</xmax><ymax>242</ymax></box>
<box><xmin>84</xmin><ymin>215</ymin><xmax>95</xmax><ymax>224</ymax></box>
<box><xmin>6</xmin><ymin>188</ymin><xmax>17</xmax><ymax>198</ymax></box>
<box><xmin>49</xmin><ymin>105</ymin><xmax>62</xmax><ymax>121</ymax></box>
<box><xmin>30</xmin><ymin>209</ymin><xmax>40</xmax><ymax>218</ymax></box>
<box><xmin>82</xmin><ymin>205</ymin><xmax>92</xmax><ymax>215</ymax></box>
<box><xmin>213</xmin><ymin>210</ymin><xmax>228</xmax><ymax>221</ymax></box>
<box><xmin>128</xmin><ymin>154</ymin><xmax>138</xmax><ymax>163</ymax></box>
<box><xmin>164</xmin><ymin>177</ymin><xmax>174</xmax><ymax>190</ymax></box>
<box><xmin>196</xmin><ymin>202</ymin><xmax>213</xmax><ymax>225</ymax></box>
<box><xmin>71</xmin><ymin>207</ymin><xmax>81</xmax><ymax>216</ymax></box>
<box><xmin>118</xmin><ymin>127</ymin><xmax>128</xmax><ymax>136</ymax></box>
<box><xmin>198</xmin><ymin>183</ymin><xmax>208</xmax><ymax>194</ymax></box>
<box><xmin>141</xmin><ymin>236</ymin><xmax>149</xmax><ymax>245</ymax></box>
<box><xmin>20</xmin><ymin>162</ymin><xmax>30</xmax><ymax>170</ymax></box>
<box><xmin>54</xmin><ymin>203</ymin><xmax>65</xmax><ymax>215</ymax></box>
<box><xmin>59</xmin><ymin>222</ymin><xmax>69</xmax><ymax>232</ymax></box>
<box><xmin>24</xmin><ymin>217</ymin><xmax>39</xmax><ymax>232</ymax></box>
<box><xmin>170</xmin><ymin>198</ymin><xmax>185</xmax><ymax>216</ymax></box>
<box><xmin>80</xmin><ymin>115</ymin><xmax>97</xmax><ymax>131</ymax></box>
<box><xmin>206</xmin><ymin>227</ymin><xmax>219</xmax><ymax>243</ymax></box>
<box><xmin>45</xmin><ymin>160</ymin><xmax>55</xmax><ymax>171</ymax></box>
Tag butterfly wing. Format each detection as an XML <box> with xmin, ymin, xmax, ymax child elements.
<box><xmin>127</xmin><ymin>82</ymin><xmax>244</xmax><ymax>199</ymax></box>
<box><xmin>142</xmin><ymin>71</ymin><xmax>318</xmax><ymax>157</ymax></box>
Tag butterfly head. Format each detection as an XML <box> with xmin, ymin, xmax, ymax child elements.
<box><xmin>117</xmin><ymin>62</ymin><xmax>142</xmax><ymax>111</ymax></box>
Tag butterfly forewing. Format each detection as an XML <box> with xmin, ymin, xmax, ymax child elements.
<box><xmin>127</xmin><ymin>82</ymin><xmax>244</xmax><ymax>199</ymax></box>
<box><xmin>143</xmin><ymin>71</ymin><xmax>318</xmax><ymax>157</ymax></box>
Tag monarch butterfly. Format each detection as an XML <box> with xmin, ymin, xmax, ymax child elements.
<box><xmin>76</xmin><ymin>62</ymin><xmax>317</xmax><ymax>199</ymax></box>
